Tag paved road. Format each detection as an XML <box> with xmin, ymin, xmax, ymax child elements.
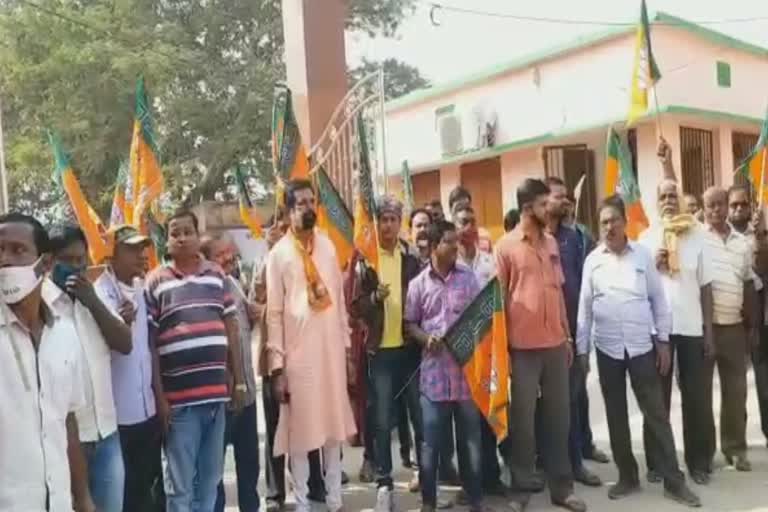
<box><xmin>222</xmin><ymin>360</ymin><xmax>768</xmax><ymax>511</ymax></box>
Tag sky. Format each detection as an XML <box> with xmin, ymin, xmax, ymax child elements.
<box><xmin>346</xmin><ymin>0</ymin><xmax>768</xmax><ymax>85</ymax></box>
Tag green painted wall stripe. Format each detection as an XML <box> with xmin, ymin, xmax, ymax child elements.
<box><xmin>386</xmin><ymin>11</ymin><xmax>768</xmax><ymax>113</ymax></box>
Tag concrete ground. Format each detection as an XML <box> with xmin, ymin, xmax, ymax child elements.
<box><xmin>222</xmin><ymin>361</ymin><xmax>768</xmax><ymax>512</ymax></box>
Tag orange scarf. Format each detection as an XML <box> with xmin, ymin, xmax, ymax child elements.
<box><xmin>291</xmin><ymin>229</ymin><xmax>332</xmax><ymax>312</ymax></box>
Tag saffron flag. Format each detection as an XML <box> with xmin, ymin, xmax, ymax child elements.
<box><xmin>736</xmin><ymin>107</ymin><xmax>768</xmax><ymax>203</ymax></box>
<box><xmin>605</xmin><ymin>127</ymin><xmax>649</xmax><ymax>239</ymax></box>
<box><xmin>315</xmin><ymin>166</ymin><xmax>354</xmax><ymax>269</ymax></box>
<box><xmin>272</xmin><ymin>86</ymin><xmax>310</xmax><ymax>204</ymax></box>
<box><xmin>234</xmin><ymin>166</ymin><xmax>263</xmax><ymax>240</ymax></box>
<box><xmin>353</xmin><ymin>116</ymin><xmax>379</xmax><ymax>272</ymax></box>
<box><xmin>48</xmin><ymin>132</ymin><xmax>110</xmax><ymax>264</ymax></box>
<box><xmin>443</xmin><ymin>277</ymin><xmax>510</xmax><ymax>440</ymax></box>
<box><xmin>627</xmin><ymin>0</ymin><xmax>662</xmax><ymax>127</ymax></box>
<box><xmin>130</xmin><ymin>76</ymin><xmax>164</xmax><ymax>225</ymax></box>
<box><xmin>109</xmin><ymin>160</ymin><xmax>129</xmax><ymax>227</ymax></box>
<box><xmin>400</xmin><ymin>160</ymin><xmax>414</xmax><ymax>236</ymax></box>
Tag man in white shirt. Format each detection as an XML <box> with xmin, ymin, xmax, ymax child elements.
<box><xmin>0</xmin><ymin>212</ymin><xmax>94</xmax><ymax>512</ymax></box>
<box><xmin>638</xmin><ymin>180</ymin><xmax>715</xmax><ymax>485</ymax></box>
<box><xmin>701</xmin><ymin>187</ymin><xmax>759</xmax><ymax>472</ymax></box>
<box><xmin>44</xmin><ymin>224</ymin><xmax>133</xmax><ymax>512</ymax></box>
<box><xmin>94</xmin><ymin>226</ymin><xmax>164</xmax><ymax>512</ymax></box>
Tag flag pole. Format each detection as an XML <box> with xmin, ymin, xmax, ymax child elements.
<box><xmin>652</xmin><ymin>85</ymin><xmax>664</xmax><ymax>139</ymax></box>
<box><xmin>759</xmin><ymin>147</ymin><xmax>767</xmax><ymax>208</ymax></box>
<box><xmin>0</xmin><ymin>96</ymin><xmax>9</xmax><ymax>213</ymax></box>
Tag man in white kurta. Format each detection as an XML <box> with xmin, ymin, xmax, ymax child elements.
<box><xmin>266</xmin><ymin>179</ymin><xmax>357</xmax><ymax>512</ymax></box>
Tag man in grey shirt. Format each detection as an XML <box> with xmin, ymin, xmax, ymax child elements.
<box><xmin>201</xmin><ymin>232</ymin><xmax>261</xmax><ymax>512</ymax></box>
<box><xmin>576</xmin><ymin>196</ymin><xmax>699</xmax><ymax>508</ymax></box>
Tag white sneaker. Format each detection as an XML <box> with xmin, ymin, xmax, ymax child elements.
<box><xmin>374</xmin><ymin>486</ymin><xmax>395</xmax><ymax>512</ymax></box>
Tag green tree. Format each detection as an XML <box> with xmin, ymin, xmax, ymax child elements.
<box><xmin>0</xmin><ymin>0</ymin><xmax>416</xmax><ymax>216</ymax></box>
<box><xmin>348</xmin><ymin>57</ymin><xmax>430</xmax><ymax>101</ymax></box>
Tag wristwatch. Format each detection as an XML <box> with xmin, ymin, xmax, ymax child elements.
<box><xmin>235</xmin><ymin>383</ymin><xmax>248</xmax><ymax>393</ymax></box>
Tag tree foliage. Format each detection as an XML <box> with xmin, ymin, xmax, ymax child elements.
<box><xmin>348</xmin><ymin>57</ymin><xmax>430</xmax><ymax>101</ymax></box>
<box><xmin>0</xmin><ymin>0</ymin><xmax>419</xmax><ymax>217</ymax></box>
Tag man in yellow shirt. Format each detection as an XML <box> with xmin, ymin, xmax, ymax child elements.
<box><xmin>349</xmin><ymin>195</ymin><xmax>423</xmax><ymax>512</ymax></box>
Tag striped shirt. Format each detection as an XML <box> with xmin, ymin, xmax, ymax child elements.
<box><xmin>145</xmin><ymin>259</ymin><xmax>235</xmax><ymax>407</ymax></box>
<box><xmin>704</xmin><ymin>226</ymin><xmax>752</xmax><ymax>325</ymax></box>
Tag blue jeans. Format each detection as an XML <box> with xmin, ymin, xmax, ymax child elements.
<box><xmin>164</xmin><ymin>402</ymin><xmax>227</xmax><ymax>512</ymax></box>
<box><xmin>420</xmin><ymin>395</ymin><xmax>482</xmax><ymax>507</ymax></box>
<box><xmin>369</xmin><ymin>347</ymin><xmax>423</xmax><ymax>488</ymax></box>
<box><xmin>215</xmin><ymin>403</ymin><xmax>260</xmax><ymax>512</ymax></box>
<box><xmin>83</xmin><ymin>431</ymin><xmax>125</xmax><ymax>512</ymax></box>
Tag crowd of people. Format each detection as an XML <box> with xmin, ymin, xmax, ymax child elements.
<box><xmin>2</xmin><ymin>137</ymin><xmax>768</xmax><ymax>512</ymax></box>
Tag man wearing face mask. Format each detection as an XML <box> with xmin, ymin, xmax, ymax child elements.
<box><xmin>266</xmin><ymin>179</ymin><xmax>357</xmax><ymax>512</ymax></box>
<box><xmin>44</xmin><ymin>225</ymin><xmax>133</xmax><ymax>512</ymax></box>
<box><xmin>93</xmin><ymin>226</ymin><xmax>165</xmax><ymax>512</ymax></box>
<box><xmin>0</xmin><ymin>213</ymin><xmax>95</xmax><ymax>512</ymax></box>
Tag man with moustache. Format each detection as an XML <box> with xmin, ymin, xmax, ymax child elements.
<box><xmin>701</xmin><ymin>186</ymin><xmax>759</xmax><ymax>472</ymax></box>
<box><xmin>577</xmin><ymin>196</ymin><xmax>699</xmax><ymax>507</ymax></box>
<box><xmin>727</xmin><ymin>185</ymin><xmax>768</xmax><ymax>448</ymax></box>
<box><xmin>496</xmin><ymin>178</ymin><xmax>585</xmax><ymax>512</ymax></box>
<box><xmin>349</xmin><ymin>195</ymin><xmax>423</xmax><ymax>511</ymax></box>
<box><xmin>410</xmin><ymin>208</ymin><xmax>433</xmax><ymax>268</ymax></box>
<box><xmin>0</xmin><ymin>213</ymin><xmax>95</xmax><ymax>512</ymax></box>
<box><xmin>265</xmin><ymin>179</ymin><xmax>357</xmax><ymax>512</ymax></box>
<box><xmin>543</xmin><ymin>176</ymin><xmax>602</xmax><ymax>488</ymax></box>
<box><xmin>638</xmin><ymin>179</ymin><xmax>715</xmax><ymax>485</ymax></box>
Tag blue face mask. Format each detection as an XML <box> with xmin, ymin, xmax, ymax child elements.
<box><xmin>51</xmin><ymin>262</ymin><xmax>85</xmax><ymax>291</ymax></box>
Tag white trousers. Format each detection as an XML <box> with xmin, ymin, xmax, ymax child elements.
<box><xmin>290</xmin><ymin>441</ymin><xmax>342</xmax><ymax>512</ymax></box>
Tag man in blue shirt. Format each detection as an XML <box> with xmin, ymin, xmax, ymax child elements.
<box><xmin>543</xmin><ymin>177</ymin><xmax>601</xmax><ymax>488</ymax></box>
<box><xmin>576</xmin><ymin>196</ymin><xmax>699</xmax><ymax>507</ymax></box>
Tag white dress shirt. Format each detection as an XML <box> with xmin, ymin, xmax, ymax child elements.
<box><xmin>94</xmin><ymin>271</ymin><xmax>156</xmax><ymax>426</ymax></box>
<box><xmin>43</xmin><ymin>279</ymin><xmax>118</xmax><ymax>441</ymax></box>
<box><xmin>0</xmin><ymin>299</ymin><xmax>86</xmax><ymax>511</ymax></box>
<box><xmin>458</xmin><ymin>248</ymin><xmax>496</xmax><ymax>287</ymax></box>
<box><xmin>577</xmin><ymin>241</ymin><xmax>671</xmax><ymax>360</ymax></box>
<box><xmin>638</xmin><ymin>223</ymin><xmax>713</xmax><ymax>337</ymax></box>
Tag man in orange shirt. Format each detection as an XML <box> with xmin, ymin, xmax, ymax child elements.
<box><xmin>495</xmin><ymin>178</ymin><xmax>586</xmax><ymax>512</ymax></box>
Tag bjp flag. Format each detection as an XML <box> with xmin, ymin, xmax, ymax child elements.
<box><xmin>130</xmin><ymin>76</ymin><xmax>164</xmax><ymax>225</ymax></box>
<box><xmin>49</xmin><ymin>132</ymin><xmax>109</xmax><ymax>264</ymax></box>
<box><xmin>443</xmin><ymin>277</ymin><xmax>510</xmax><ymax>440</ymax></box>
<box><xmin>315</xmin><ymin>167</ymin><xmax>354</xmax><ymax>269</ymax></box>
<box><xmin>353</xmin><ymin>116</ymin><xmax>378</xmax><ymax>271</ymax></box>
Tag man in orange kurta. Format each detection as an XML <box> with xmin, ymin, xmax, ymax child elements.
<box><xmin>266</xmin><ymin>179</ymin><xmax>357</xmax><ymax>512</ymax></box>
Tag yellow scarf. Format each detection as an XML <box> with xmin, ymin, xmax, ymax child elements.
<box><xmin>291</xmin><ymin>229</ymin><xmax>332</xmax><ymax>312</ymax></box>
<box><xmin>662</xmin><ymin>213</ymin><xmax>697</xmax><ymax>273</ymax></box>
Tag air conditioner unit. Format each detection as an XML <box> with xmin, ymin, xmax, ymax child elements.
<box><xmin>438</xmin><ymin>113</ymin><xmax>463</xmax><ymax>156</ymax></box>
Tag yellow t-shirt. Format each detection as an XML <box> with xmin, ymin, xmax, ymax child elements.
<box><xmin>378</xmin><ymin>247</ymin><xmax>403</xmax><ymax>348</ymax></box>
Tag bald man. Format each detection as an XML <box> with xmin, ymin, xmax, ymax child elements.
<box><xmin>701</xmin><ymin>186</ymin><xmax>758</xmax><ymax>472</ymax></box>
<box><xmin>638</xmin><ymin>179</ymin><xmax>714</xmax><ymax>484</ymax></box>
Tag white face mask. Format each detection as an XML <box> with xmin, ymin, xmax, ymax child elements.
<box><xmin>0</xmin><ymin>257</ymin><xmax>46</xmax><ymax>304</ymax></box>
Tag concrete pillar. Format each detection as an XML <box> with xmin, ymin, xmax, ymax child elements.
<box><xmin>440</xmin><ymin>164</ymin><xmax>461</xmax><ymax>212</ymax></box>
<box><xmin>282</xmin><ymin>0</ymin><xmax>348</xmax><ymax>145</ymax></box>
<box><xmin>718</xmin><ymin>126</ymin><xmax>734</xmax><ymax>187</ymax></box>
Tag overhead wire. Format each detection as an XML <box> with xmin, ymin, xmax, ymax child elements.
<box><xmin>425</xmin><ymin>1</ymin><xmax>768</xmax><ymax>27</ymax></box>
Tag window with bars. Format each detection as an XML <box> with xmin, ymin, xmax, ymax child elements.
<box><xmin>733</xmin><ymin>131</ymin><xmax>759</xmax><ymax>190</ymax></box>
<box><xmin>679</xmin><ymin>126</ymin><xmax>715</xmax><ymax>199</ymax></box>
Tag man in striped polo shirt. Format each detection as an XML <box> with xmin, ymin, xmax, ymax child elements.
<box><xmin>146</xmin><ymin>209</ymin><xmax>246</xmax><ymax>512</ymax></box>
<box><xmin>701</xmin><ymin>186</ymin><xmax>759</xmax><ymax>473</ymax></box>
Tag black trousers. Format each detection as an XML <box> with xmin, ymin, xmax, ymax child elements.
<box><xmin>262</xmin><ymin>376</ymin><xmax>324</xmax><ymax>504</ymax></box>
<box><xmin>644</xmin><ymin>335</ymin><xmax>710</xmax><ymax>474</ymax></box>
<box><xmin>597</xmin><ymin>349</ymin><xmax>684</xmax><ymax>491</ymax></box>
<box><xmin>119</xmin><ymin>416</ymin><xmax>165</xmax><ymax>512</ymax></box>
<box><xmin>754</xmin><ymin>327</ymin><xmax>768</xmax><ymax>442</ymax></box>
